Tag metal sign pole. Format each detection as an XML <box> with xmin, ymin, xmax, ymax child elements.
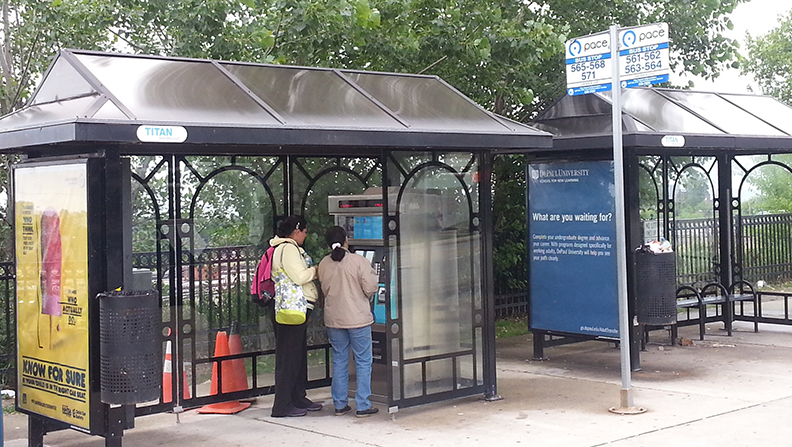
<box><xmin>608</xmin><ymin>24</ymin><xmax>646</xmax><ymax>415</ymax></box>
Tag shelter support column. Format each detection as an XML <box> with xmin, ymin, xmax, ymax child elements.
<box><xmin>717</xmin><ymin>153</ymin><xmax>734</xmax><ymax>317</ymax></box>
<box><xmin>625</xmin><ymin>152</ymin><xmax>642</xmax><ymax>370</ymax></box>
<box><xmin>481</xmin><ymin>151</ymin><xmax>499</xmax><ymax>399</ymax></box>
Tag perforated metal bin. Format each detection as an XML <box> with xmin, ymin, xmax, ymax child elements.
<box><xmin>98</xmin><ymin>290</ymin><xmax>160</xmax><ymax>405</ymax></box>
<box><xmin>635</xmin><ymin>251</ymin><xmax>677</xmax><ymax>325</ymax></box>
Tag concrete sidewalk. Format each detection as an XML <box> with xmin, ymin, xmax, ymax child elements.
<box><xmin>5</xmin><ymin>321</ymin><xmax>792</xmax><ymax>447</ymax></box>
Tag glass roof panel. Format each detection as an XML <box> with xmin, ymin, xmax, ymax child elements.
<box><xmin>222</xmin><ymin>64</ymin><xmax>401</xmax><ymax>128</ymax></box>
<box><xmin>603</xmin><ymin>89</ymin><xmax>724</xmax><ymax>134</ymax></box>
<box><xmin>31</xmin><ymin>57</ymin><xmax>96</xmax><ymax>105</ymax></box>
<box><xmin>0</xmin><ymin>96</ymin><xmax>96</xmax><ymax>130</ymax></box>
<box><xmin>342</xmin><ymin>72</ymin><xmax>507</xmax><ymax>131</ymax></box>
<box><xmin>92</xmin><ymin>99</ymin><xmax>129</xmax><ymax>120</ymax></box>
<box><xmin>662</xmin><ymin>91</ymin><xmax>785</xmax><ymax>136</ymax></box>
<box><xmin>533</xmin><ymin>113</ymin><xmax>650</xmax><ymax>136</ymax></box>
<box><xmin>720</xmin><ymin>94</ymin><xmax>792</xmax><ymax>135</ymax></box>
<box><xmin>73</xmin><ymin>54</ymin><xmax>279</xmax><ymax>124</ymax></box>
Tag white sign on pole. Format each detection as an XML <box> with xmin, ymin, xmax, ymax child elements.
<box><xmin>565</xmin><ymin>23</ymin><xmax>670</xmax><ymax>95</ymax></box>
<box><xmin>618</xmin><ymin>23</ymin><xmax>671</xmax><ymax>89</ymax></box>
<box><xmin>565</xmin><ymin>31</ymin><xmax>612</xmax><ymax>96</ymax></box>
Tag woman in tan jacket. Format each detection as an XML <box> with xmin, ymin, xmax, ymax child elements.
<box><xmin>318</xmin><ymin>226</ymin><xmax>379</xmax><ymax>417</ymax></box>
<box><xmin>269</xmin><ymin>216</ymin><xmax>321</xmax><ymax>418</ymax></box>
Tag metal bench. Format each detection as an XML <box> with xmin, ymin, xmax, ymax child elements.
<box><xmin>672</xmin><ymin>285</ymin><xmax>706</xmax><ymax>342</ymax></box>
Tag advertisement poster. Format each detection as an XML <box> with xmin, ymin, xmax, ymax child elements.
<box><xmin>528</xmin><ymin>161</ymin><xmax>619</xmax><ymax>338</ymax></box>
<box><xmin>15</xmin><ymin>163</ymin><xmax>90</xmax><ymax>429</ymax></box>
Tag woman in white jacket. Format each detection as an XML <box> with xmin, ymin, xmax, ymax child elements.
<box><xmin>269</xmin><ymin>216</ymin><xmax>321</xmax><ymax>418</ymax></box>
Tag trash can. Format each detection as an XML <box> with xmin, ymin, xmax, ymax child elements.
<box><xmin>635</xmin><ymin>251</ymin><xmax>677</xmax><ymax>325</ymax></box>
<box><xmin>99</xmin><ymin>290</ymin><xmax>160</xmax><ymax>405</ymax></box>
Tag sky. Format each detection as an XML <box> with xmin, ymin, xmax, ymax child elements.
<box><xmin>671</xmin><ymin>0</ymin><xmax>792</xmax><ymax>94</ymax></box>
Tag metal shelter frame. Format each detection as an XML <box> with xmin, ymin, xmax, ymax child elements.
<box><xmin>531</xmin><ymin>87</ymin><xmax>792</xmax><ymax>367</ymax></box>
<box><xmin>0</xmin><ymin>49</ymin><xmax>552</xmax><ymax>447</ymax></box>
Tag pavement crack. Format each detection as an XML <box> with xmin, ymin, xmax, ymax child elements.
<box><xmin>258</xmin><ymin>419</ymin><xmax>383</xmax><ymax>446</ymax></box>
<box><xmin>588</xmin><ymin>394</ymin><xmax>792</xmax><ymax>447</ymax></box>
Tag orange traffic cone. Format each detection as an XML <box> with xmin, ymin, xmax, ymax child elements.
<box><xmin>227</xmin><ymin>322</ymin><xmax>249</xmax><ymax>393</ymax></box>
<box><xmin>197</xmin><ymin>331</ymin><xmax>251</xmax><ymax>414</ymax></box>
<box><xmin>163</xmin><ymin>339</ymin><xmax>191</xmax><ymax>403</ymax></box>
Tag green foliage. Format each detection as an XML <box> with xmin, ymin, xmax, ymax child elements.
<box><xmin>492</xmin><ymin>154</ymin><xmax>527</xmax><ymax>293</ymax></box>
<box><xmin>0</xmin><ymin>0</ymin><xmax>751</xmax><ymax>295</ymax></box>
<box><xmin>742</xmin><ymin>11</ymin><xmax>792</xmax><ymax>104</ymax></box>
<box><xmin>495</xmin><ymin>315</ymin><xmax>529</xmax><ymax>339</ymax></box>
<box><xmin>742</xmin><ymin>155</ymin><xmax>792</xmax><ymax>214</ymax></box>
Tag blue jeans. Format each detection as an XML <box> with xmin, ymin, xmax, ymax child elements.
<box><xmin>327</xmin><ymin>326</ymin><xmax>373</xmax><ymax>411</ymax></box>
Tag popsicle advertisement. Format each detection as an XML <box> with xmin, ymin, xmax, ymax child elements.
<box><xmin>15</xmin><ymin>162</ymin><xmax>90</xmax><ymax>429</ymax></box>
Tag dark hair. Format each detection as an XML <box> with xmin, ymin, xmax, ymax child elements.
<box><xmin>277</xmin><ymin>215</ymin><xmax>307</xmax><ymax>238</ymax></box>
<box><xmin>324</xmin><ymin>226</ymin><xmax>347</xmax><ymax>262</ymax></box>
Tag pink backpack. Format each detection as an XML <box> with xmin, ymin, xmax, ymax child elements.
<box><xmin>250</xmin><ymin>246</ymin><xmax>276</xmax><ymax>307</ymax></box>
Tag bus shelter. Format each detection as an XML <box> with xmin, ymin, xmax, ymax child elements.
<box><xmin>530</xmin><ymin>88</ymin><xmax>792</xmax><ymax>366</ymax></box>
<box><xmin>0</xmin><ymin>49</ymin><xmax>553</xmax><ymax>446</ymax></box>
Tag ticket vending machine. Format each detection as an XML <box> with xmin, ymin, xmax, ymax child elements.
<box><xmin>328</xmin><ymin>192</ymin><xmax>390</xmax><ymax>401</ymax></box>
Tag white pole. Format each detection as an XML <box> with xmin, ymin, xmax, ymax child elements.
<box><xmin>608</xmin><ymin>24</ymin><xmax>643</xmax><ymax>414</ymax></box>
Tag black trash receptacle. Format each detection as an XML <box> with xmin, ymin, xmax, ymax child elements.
<box><xmin>99</xmin><ymin>290</ymin><xmax>160</xmax><ymax>405</ymax></box>
<box><xmin>635</xmin><ymin>251</ymin><xmax>677</xmax><ymax>325</ymax></box>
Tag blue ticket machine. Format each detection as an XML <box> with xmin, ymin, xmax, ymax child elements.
<box><xmin>328</xmin><ymin>193</ymin><xmax>389</xmax><ymax>370</ymax></box>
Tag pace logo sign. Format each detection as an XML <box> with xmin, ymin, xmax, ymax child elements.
<box><xmin>618</xmin><ymin>23</ymin><xmax>671</xmax><ymax>88</ymax></box>
<box><xmin>565</xmin><ymin>31</ymin><xmax>613</xmax><ymax>96</ymax></box>
<box><xmin>565</xmin><ymin>23</ymin><xmax>670</xmax><ymax>95</ymax></box>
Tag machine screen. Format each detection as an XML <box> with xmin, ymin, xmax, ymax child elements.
<box><xmin>353</xmin><ymin>216</ymin><xmax>382</xmax><ymax>240</ymax></box>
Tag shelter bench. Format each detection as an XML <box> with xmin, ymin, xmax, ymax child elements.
<box><xmin>647</xmin><ymin>281</ymin><xmax>758</xmax><ymax>346</ymax></box>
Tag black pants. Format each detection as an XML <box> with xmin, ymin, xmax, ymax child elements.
<box><xmin>271</xmin><ymin>320</ymin><xmax>311</xmax><ymax>416</ymax></box>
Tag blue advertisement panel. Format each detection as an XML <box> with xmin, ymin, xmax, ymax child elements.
<box><xmin>528</xmin><ymin>161</ymin><xmax>619</xmax><ymax>338</ymax></box>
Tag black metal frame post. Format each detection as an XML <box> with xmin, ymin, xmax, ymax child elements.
<box><xmin>481</xmin><ymin>151</ymin><xmax>499</xmax><ymax>400</ymax></box>
<box><xmin>717</xmin><ymin>153</ymin><xmax>735</xmax><ymax>330</ymax></box>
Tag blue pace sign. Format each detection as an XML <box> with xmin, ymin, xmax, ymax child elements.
<box><xmin>618</xmin><ymin>23</ymin><xmax>670</xmax><ymax>88</ymax></box>
<box><xmin>565</xmin><ymin>31</ymin><xmax>613</xmax><ymax>96</ymax></box>
<box><xmin>565</xmin><ymin>22</ymin><xmax>670</xmax><ymax>96</ymax></box>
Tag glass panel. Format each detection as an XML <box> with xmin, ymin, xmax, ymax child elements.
<box><xmin>398</xmin><ymin>161</ymin><xmax>475</xmax><ymax>361</ymax></box>
<box><xmin>424</xmin><ymin>358</ymin><xmax>454</xmax><ymax>393</ymax></box>
<box><xmin>307</xmin><ymin>348</ymin><xmax>327</xmax><ymax>381</ymax></box>
<box><xmin>639</xmin><ymin>159</ymin><xmax>662</xmax><ymax>243</ymax></box>
<box><xmin>603</xmin><ymin>89</ymin><xmax>724</xmax><ymax>134</ymax></box>
<box><xmin>662</xmin><ymin>91</ymin><xmax>784</xmax><ymax>136</ymax></box>
<box><xmin>182</xmin><ymin>164</ymin><xmax>272</xmax><ymax>248</ymax></box>
<box><xmin>403</xmin><ymin>363</ymin><xmax>423</xmax><ymax>398</ymax></box>
<box><xmin>74</xmin><ymin>54</ymin><xmax>278</xmax><ymax>124</ymax></box>
<box><xmin>223</xmin><ymin>64</ymin><xmax>400</xmax><ymax>127</ymax></box>
<box><xmin>32</xmin><ymin>57</ymin><xmax>96</xmax><ymax>104</ymax></box>
<box><xmin>0</xmin><ymin>96</ymin><xmax>97</xmax><ymax>130</ymax></box>
<box><xmin>672</xmin><ymin>165</ymin><xmax>719</xmax><ymax>285</ymax></box>
<box><xmin>722</xmin><ymin>94</ymin><xmax>792</xmax><ymax>135</ymax></box>
<box><xmin>343</xmin><ymin>72</ymin><xmax>506</xmax><ymax>131</ymax></box>
<box><xmin>534</xmin><ymin>115</ymin><xmax>655</xmax><ymax>136</ymax></box>
<box><xmin>456</xmin><ymin>354</ymin><xmax>474</xmax><ymax>389</ymax></box>
<box><xmin>738</xmin><ymin>159</ymin><xmax>792</xmax><ymax>284</ymax></box>
<box><xmin>254</xmin><ymin>353</ymin><xmax>276</xmax><ymax>389</ymax></box>
<box><xmin>93</xmin><ymin>100</ymin><xmax>129</xmax><ymax>120</ymax></box>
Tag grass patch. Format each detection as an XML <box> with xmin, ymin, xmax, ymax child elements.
<box><xmin>495</xmin><ymin>315</ymin><xmax>530</xmax><ymax>339</ymax></box>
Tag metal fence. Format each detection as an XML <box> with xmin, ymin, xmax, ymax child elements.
<box><xmin>3</xmin><ymin>212</ymin><xmax>791</xmax><ymax>388</ymax></box>
<box><xmin>0</xmin><ymin>261</ymin><xmax>15</xmax><ymax>388</ymax></box>
<box><xmin>740</xmin><ymin>213</ymin><xmax>792</xmax><ymax>284</ymax></box>
<box><xmin>672</xmin><ymin>213</ymin><xmax>792</xmax><ymax>286</ymax></box>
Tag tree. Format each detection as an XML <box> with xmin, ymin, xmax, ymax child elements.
<box><xmin>741</xmin><ymin>11</ymin><xmax>792</xmax><ymax>104</ymax></box>
<box><xmin>0</xmin><ymin>0</ymin><xmax>750</xmax><ymax>288</ymax></box>
<box><xmin>742</xmin><ymin>155</ymin><xmax>792</xmax><ymax>215</ymax></box>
